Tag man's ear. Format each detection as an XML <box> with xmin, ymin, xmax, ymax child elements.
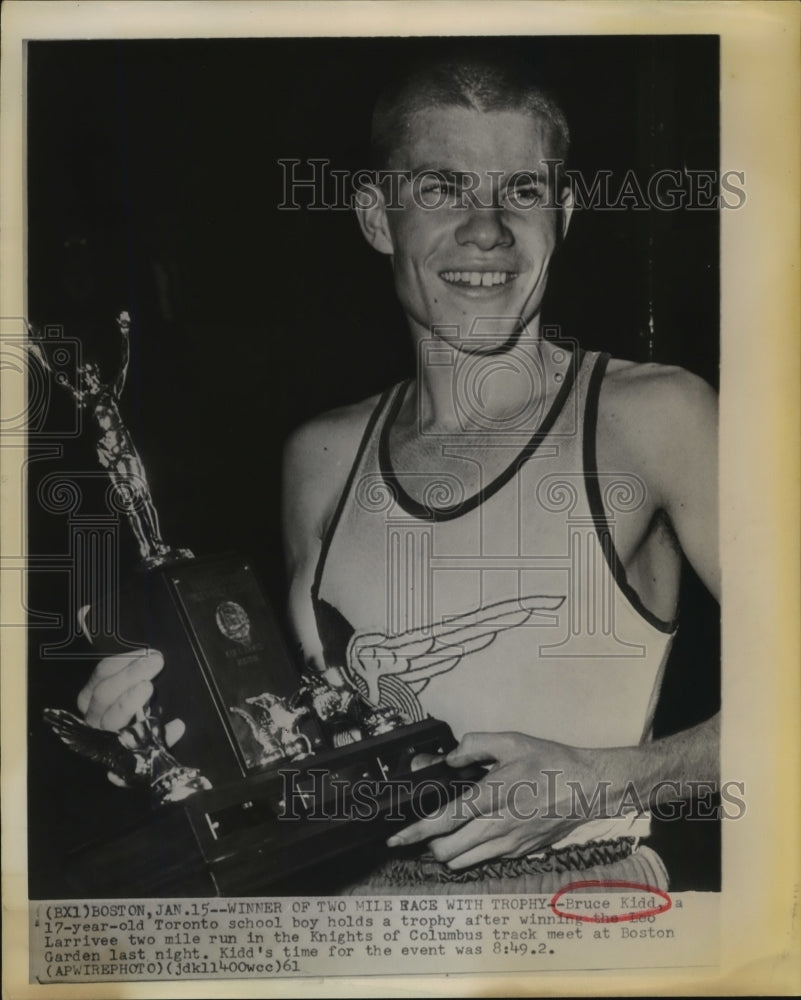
<box><xmin>559</xmin><ymin>185</ymin><xmax>574</xmax><ymax>239</ymax></box>
<box><xmin>354</xmin><ymin>183</ymin><xmax>394</xmax><ymax>255</ymax></box>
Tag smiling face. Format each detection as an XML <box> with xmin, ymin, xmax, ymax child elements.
<box><xmin>357</xmin><ymin>105</ymin><xmax>571</xmax><ymax>352</ymax></box>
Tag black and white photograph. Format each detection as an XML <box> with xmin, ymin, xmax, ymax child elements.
<box><xmin>2</xmin><ymin>1</ymin><xmax>799</xmax><ymax>994</ymax></box>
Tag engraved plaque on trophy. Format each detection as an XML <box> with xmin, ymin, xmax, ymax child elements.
<box><xmin>32</xmin><ymin>313</ymin><xmax>480</xmax><ymax>895</ymax></box>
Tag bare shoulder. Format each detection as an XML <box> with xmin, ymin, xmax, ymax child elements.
<box><xmin>283</xmin><ymin>394</ymin><xmax>381</xmax><ymax>472</ymax></box>
<box><xmin>598</xmin><ymin>359</ymin><xmax>718</xmax><ymax>507</ymax></box>
<box><xmin>600</xmin><ymin>359</ymin><xmax>717</xmax><ymax>446</ymax></box>
<box><xmin>602</xmin><ymin>358</ymin><xmax>716</xmax><ymax>419</ymax></box>
<box><xmin>282</xmin><ymin>393</ymin><xmax>383</xmax><ymax>559</ymax></box>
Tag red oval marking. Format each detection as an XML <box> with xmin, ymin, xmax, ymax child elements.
<box><xmin>549</xmin><ymin>880</ymin><xmax>672</xmax><ymax>923</ymax></box>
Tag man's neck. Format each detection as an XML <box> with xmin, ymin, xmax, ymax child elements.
<box><xmin>406</xmin><ymin>324</ymin><xmax>562</xmax><ymax>436</ymax></box>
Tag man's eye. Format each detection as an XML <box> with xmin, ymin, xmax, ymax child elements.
<box><xmin>421</xmin><ymin>180</ymin><xmax>457</xmax><ymax>196</ymax></box>
<box><xmin>506</xmin><ymin>184</ymin><xmax>542</xmax><ymax>207</ymax></box>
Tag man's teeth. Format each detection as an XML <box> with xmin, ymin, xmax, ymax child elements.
<box><xmin>441</xmin><ymin>271</ymin><xmax>514</xmax><ymax>287</ymax></box>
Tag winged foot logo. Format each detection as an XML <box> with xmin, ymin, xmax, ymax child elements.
<box><xmin>344</xmin><ymin>595</ymin><xmax>565</xmax><ymax>721</ymax></box>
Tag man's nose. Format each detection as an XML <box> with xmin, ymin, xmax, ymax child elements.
<box><xmin>454</xmin><ymin>206</ymin><xmax>513</xmax><ymax>251</ymax></box>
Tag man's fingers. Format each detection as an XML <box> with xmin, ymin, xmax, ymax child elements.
<box><xmin>82</xmin><ymin>651</ymin><xmax>163</xmax><ymax>727</ymax></box>
<box><xmin>98</xmin><ymin>680</ymin><xmax>153</xmax><ymax>732</ymax></box>
<box><xmin>445</xmin><ymin>731</ymin><xmax>520</xmax><ymax>767</ymax></box>
<box><xmin>410</xmin><ymin>752</ymin><xmax>443</xmax><ymax>772</ymax></box>
<box><xmin>386</xmin><ymin>802</ymin><xmax>467</xmax><ymax>848</ymax></box>
<box><xmin>92</xmin><ymin>647</ymin><xmax>155</xmax><ymax>677</ymax></box>
<box><xmin>443</xmin><ymin>834</ymin><xmax>519</xmax><ymax>871</ymax></box>
<box><xmin>425</xmin><ymin>813</ymin><xmax>509</xmax><ymax>864</ymax></box>
<box><xmin>387</xmin><ymin>779</ymin><xmax>494</xmax><ymax>848</ymax></box>
<box><xmin>386</xmin><ymin>815</ymin><xmax>463</xmax><ymax>848</ymax></box>
<box><xmin>77</xmin><ymin>648</ymin><xmax>162</xmax><ymax>715</ymax></box>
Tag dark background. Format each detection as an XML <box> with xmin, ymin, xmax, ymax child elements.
<box><xmin>26</xmin><ymin>36</ymin><xmax>720</xmax><ymax>896</ymax></box>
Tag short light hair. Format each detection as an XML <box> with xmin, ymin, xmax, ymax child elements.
<box><xmin>370</xmin><ymin>50</ymin><xmax>570</xmax><ymax>170</ymax></box>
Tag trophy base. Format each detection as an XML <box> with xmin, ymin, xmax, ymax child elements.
<box><xmin>59</xmin><ymin>719</ymin><xmax>485</xmax><ymax>897</ymax></box>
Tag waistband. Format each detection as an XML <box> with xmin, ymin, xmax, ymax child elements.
<box><xmin>376</xmin><ymin>835</ymin><xmax>636</xmax><ymax>887</ymax></box>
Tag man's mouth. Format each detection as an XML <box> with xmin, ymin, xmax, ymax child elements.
<box><xmin>440</xmin><ymin>270</ymin><xmax>518</xmax><ymax>288</ymax></box>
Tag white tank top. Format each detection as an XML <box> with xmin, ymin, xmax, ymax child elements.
<box><xmin>313</xmin><ymin>349</ymin><xmax>676</xmax><ymax>753</ymax></box>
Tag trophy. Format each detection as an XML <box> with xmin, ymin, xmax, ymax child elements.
<box><xmin>32</xmin><ymin>313</ymin><xmax>480</xmax><ymax>895</ymax></box>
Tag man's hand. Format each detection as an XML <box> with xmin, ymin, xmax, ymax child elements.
<box><xmin>387</xmin><ymin>716</ymin><xmax>720</xmax><ymax>869</ymax></box>
<box><xmin>387</xmin><ymin>731</ymin><xmax>601</xmax><ymax>869</ymax></box>
<box><xmin>77</xmin><ymin>648</ymin><xmax>184</xmax><ymax>784</ymax></box>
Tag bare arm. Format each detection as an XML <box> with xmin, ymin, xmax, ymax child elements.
<box><xmin>281</xmin><ymin>420</ymin><xmax>332</xmax><ymax>671</ymax></box>
<box><xmin>609</xmin><ymin>365</ymin><xmax>720</xmax><ymax>602</ymax></box>
<box><xmin>601</xmin><ymin>366</ymin><xmax>720</xmax><ymax>778</ymax></box>
<box><xmin>281</xmin><ymin>399</ymin><xmax>378</xmax><ymax>669</ymax></box>
<box><xmin>388</xmin><ymin>717</ymin><xmax>722</xmax><ymax>867</ymax></box>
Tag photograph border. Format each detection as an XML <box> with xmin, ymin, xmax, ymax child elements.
<box><xmin>2</xmin><ymin>1</ymin><xmax>799</xmax><ymax>997</ymax></box>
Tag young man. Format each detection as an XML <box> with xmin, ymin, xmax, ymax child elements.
<box><xmin>80</xmin><ymin>54</ymin><xmax>719</xmax><ymax>893</ymax></box>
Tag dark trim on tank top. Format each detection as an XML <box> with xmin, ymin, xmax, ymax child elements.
<box><xmin>583</xmin><ymin>353</ymin><xmax>678</xmax><ymax>635</ymax></box>
<box><xmin>311</xmin><ymin>386</ymin><xmax>397</xmax><ymax>601</ymax></box>
<box><xmin>378</xmin><ymin>347</ymin><xmax>586</xmax><ymax>523</ymax></box>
